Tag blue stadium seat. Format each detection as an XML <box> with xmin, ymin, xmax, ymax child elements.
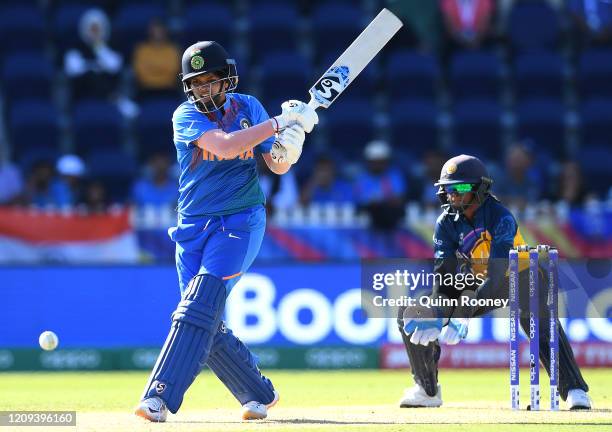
<box><xmin>580</xmin><ymin>98</ymin><xmax>612</xmax><ymax>147</ymax></box>
<box><xmin>0</xmin><ymin>6</ymin><xmax>46</xmax><ymax>54</ymax></box>
<box><xmin>515</xmin><ymin>51</ymin><xmax>565</xmax><ymax>99</ymax></box>
<box><xmin>135</xmin><ymin>98</ymin><xmax>180</xmax><ymax>160</ymax></box>
<box><xmin>8</xmin><ymin>100</ymin><xmax>61</xmax><ymax>160</ymax></box>
<box><xmin>259</xmin><ymin>52</ymin><xmax>311</xmax><ymax>109</ymax></box>
<box><xmin>507</xmin><ymin>0</ymin><xmax>559</xmax><ymax>52</ymax></box>
<box><xmin>86</xmin><ymin>150</ymin><xmax>138</xmax><ymax>203</ymax></box>
<box><xmin>72</xmin><ymin>100</ymin><xmax>123</xmax><ymax>155</ymax></box>
<box><xmin>452</xmin><ymin>99</ymin><xmax>503</xmax><ymax>160</ymax></box>
<box><xmin>449</xmin><ymin>51</ymin><xmax>502</xmax><ymax>99</ymax></box>
<box><xmin>53</xmin><ymin>5</ymin><xmax>90</xmax><ymax>54</ymax></box>
<box><xmin>181</xmin><ymin>4</ymin><xmax>233</xmax><ymax>54</ymax></box>
<box><xmin>577</xmin><ymin>145</ymin><xmax>611</xmax><ymax>197</ymax></box>
<box><xmin>517</xmin><ymin>98</ymin><xmax>566</xmax><ymax>158</ymax></box>
<box><xmin>249</xmin><ymin>4</ymin><xmax>299</xmax><ymax>55</ymax></box>
<box><xmin>1</xmin><ymin>52</ymin><xmax>54</xmax><ymax>103</ymax></box>
<box><xmin>385</xmin><ymin>51</ymin><xmax>440</xmax><ymax>100</ymax></box>
<box><xmin>111</xmin><ymin>3</ymin><xmax>165</xmax><ymax>57</ymax></box>
<box><xmin>311</xmin><ymin>3</ymin><xmax>365</xmax><ymax>61</ymax></box>
<box><xmin>578</xmin><ymin>49</ymin><xmax>612</xmax><ymax>99</ymax></box>
<box><xmin>388</xmin><ymin>99</ymin><xmax>439</xmax><ymax>158</ymax></box>
<box><xmin>322</xmin><ymin>98</ymin><xmax>375</xmax><ymax>161</ymax></box>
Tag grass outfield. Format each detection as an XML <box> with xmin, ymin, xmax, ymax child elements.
<box><xmin>0</xmin><ymin>369</ymin><xmax>610</xmax><ymax>431</ymax></box>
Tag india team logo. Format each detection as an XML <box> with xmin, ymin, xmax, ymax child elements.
<box><xmin>311</xmin><ymin>65</ymin><xmax>350</xmax><ymax>107</ymax></box>
<box><xmin>191</xmin><ymin>55</ymin><xmax>205</xmax><ymax>70</ymax></box>
<box><xmin>240</xmin><ymin>118</ymin><xmax>251</xmax><ymax>129</ymax></box>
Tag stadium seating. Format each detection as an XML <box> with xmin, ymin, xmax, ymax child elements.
<box><xmin>134</xmin><ymin>98</ymin><xmax>181</xmax><ymax>160</ymax></box>
<box><xmin>8</xmin><ymin>100</ymin><xmax>61</xmax><ymax>161</ymax></box>
<box><xmin>1</xmin><ymin>52</ymin><xmax>54</xmax><ymax>104</ymax></box>
<box><xmin>0</xmin><ymin>6</ymin><xmax>46</xmax><ymax>55</ymax></box>
<box><xmin>388</xmin><ymin>99</ymin><xmax>439</xmax><ymax>158</ymax></box>
<box><xmin>248</xmin><ymin>4</ymin><xmax>299</xmax><ymax>55</ymax></box>
<box><xmin>516</xmin><ymin>98</ymin><xmax>566</xmax><ymax>158</ymax></box>
<box><xmin>452</xmin><ymin>99</ymin><xmax>503</xmax><ymax>160</ymax></box>
<box><xmin>507</xmin><ymin>0</ymin><xmax>560</xmax><ymax>52</ymax></box>
<box><xmin>86</xmin><ymin>149</ymin><xmax>138</xmax><ymax>203</ymax></box>
<box><xmin>52</xmin><ymin>4</ymin><xmax>91</xmax><ymax>55</ymax></box>
<box><xmin>449</xmin><ymin>51</ymin><xmax>502</xmax><ymax>99</ymax></box>
<box><xmin>385</xmin><ymin>50</ymin><xmax>440</xmax><ymax>100</ymax></box>
<box><xmin>311</xmin><ymin>3</ymin><xmax>365</xmax><ymax>62</ymax></box>
<box><xmin>181</xmin><ymin>4</ymin><xmax>234</xmax><ymax>54</ymax></box>
<box><xmin>578</xmin><ymin>49</ymin><xmax>612</xmax><ymax>100</ymax></box>
<box><xmin>259</xmin><ymin>52</ymin><xmax>311</xmax><ymax>110</ymax></box>
<box><xmin>111</xmin><ymin>3</ymin><xmax>166</xmax><ymax>57</ymax></box>
<box><xmin>580</xmin><ymin>98</ymin><xmax>612</xmax><ymax>147</ymax></box>
<box><xmin>321</xmin><ymin>98</ymin><xmax>375</xmax><ymax>161</ymax></box>
<box><xmin>72</xmin><ymin>100</ymin><xmax>123</xmax><ymax>155</ymax></box>
<box><xmin>514</xmin><ymin>51</ymin><xmax>565</xmax><ymax>100</ymax></box>
<box><xmin>577</xmin><ymin>145</ymin><xmax>610</xmax><ymax>197</ymax></box>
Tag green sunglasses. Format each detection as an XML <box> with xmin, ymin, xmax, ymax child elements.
<box><xmin>444</xmin><ymin>183</ymin><xmax>475</xmax><ymax>194</ymax></box>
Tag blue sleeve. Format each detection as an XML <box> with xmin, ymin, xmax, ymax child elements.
<box><xmin>250</xmin><ymin>97</ymin><xmax>275</xmax><ymax>154</ymax></box>
<box><xmin>172</xmin><ymin>105</ymin><xmax>215</xmax><ymax>151</ymax></box>
<box><xmin>433</xmin><ymin>217</ymin><xmax>457</xmax><ymax>259</ymax></box>
<box><xmin>490</xmin><ymin>213</ymin><xmax>518</xmax><ymax>259</ymax></box>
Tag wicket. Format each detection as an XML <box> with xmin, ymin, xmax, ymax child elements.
<box><xmin>508</xmin><ymin>245</ymin><xmax>560</xmax><ymax>411</ymax></box>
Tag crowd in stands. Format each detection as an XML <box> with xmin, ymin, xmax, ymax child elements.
<box><xmin>0</xmin><ymin>0</ymin><xmax>611</xmax><ymax>232</ymax></box>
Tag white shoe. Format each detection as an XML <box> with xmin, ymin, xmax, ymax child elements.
<box><xmin>134</xmin><ymin>396</ymin><xmax>168</xmax><ymax>422</ymax></box>
<box><xmin>242</xmin><ymin>390</ymin><xmax>279</xmax><ymax>420</ymax></box>
<box><xmin>399</xmin><ymin>383</ymin><xmax>442</xmax><ymax>408</ymax></box>
<box><xmin>567</xmin><ymin>388</ymin><xmax>592</xmax><ymax>410</ymax></box>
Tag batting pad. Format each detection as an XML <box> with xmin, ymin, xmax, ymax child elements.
<box><xmin>207</xmin><ymin>323</ymin><xmax>276</xmax><ymax>405</ymax></box>
<box><xmin>142</xmin><ymin>274</ymin><xmax>226</xmax><ymax>413</ymax></box>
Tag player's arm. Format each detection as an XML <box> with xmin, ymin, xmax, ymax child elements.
<box><xmin>195</xmin><ymin>100</ymin><xmax>318</xmax><ymax>160</ymax></box>
<box><xmin>263</xmin><ymin>153</ymin><xmax>291</xmax><ymax>175</ymax></box>
<box><xmin>196</xmin><ymin>121</ymin><xmax>275</xmax><ymax>160</ymax></box>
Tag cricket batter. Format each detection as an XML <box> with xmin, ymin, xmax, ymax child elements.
<box><xmin>134</xmin><ymin>41</ymin><xmax>318</xmax><ymax>422</ymax></box>
<box><xmin>397</xmin><ymin>154</ymin><xmax>591</xmax><ymax>410</ymax></box>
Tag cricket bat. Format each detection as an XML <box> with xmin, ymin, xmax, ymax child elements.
<box><xmin>307</xmin><ymin>8</ymin><xmax>403</xmax><ymax>110</ymax></box>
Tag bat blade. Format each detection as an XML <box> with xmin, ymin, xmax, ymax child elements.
<box><xmin>308</xmin><ymin>8</ymin><xmax>403</xmax><ymax>110</ymax></box>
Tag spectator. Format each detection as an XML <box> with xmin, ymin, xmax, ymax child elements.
<box><xmin>24</xmin><ymin>160</ymin><xmax>68</xmax><ymax>207</ymax></box>
<box><xmin>554</xmin><ymin>160</ymin><xmax>591</xmax><ymax>207</ymax></box>
<box><xmin>568</xmin><ymin>0</ymin><xmax>612</xmax><ymax>48</ymax></box>
<box><xmin>132</xmin><ymin>19</ymin><xmax>181</xmax><ymax>101</ymax></box>
<box><xmin>494</xmin><ymin>141</ymin><xmax>544</xmax><ymax>208</ymax></box>
<box><xmin>55</xmin><ymin>154</ymin><xmax>86</xmax><ymax>206</ymax></box>
<box><xmin>80</xmin><ymin>180</ymin><xmax>109</xmax><ymax>213</ymax></box>
<box><xmin>257</xmin><ymin>156</ymin><xmax>299</xmax><ymax>214</ymax></box>
<box><xmin>354</xmin><ymin>140</ymin><xmax>406</xmax><ymax>230</ymax></box>
<box><xmin>300</xmin><ymin>156</ymin><xmax>353</xmax><ymax>205</ymax></box>
<box><xmin>440</xmin><ymin>0</ymin><xmax>497</xmax><ymax>51</ymax></box>
<box><xmin>420</xmin><ymin>149</ymin><xmax>447</xmax><ymax>207</ymax></box>
<box><xmin>63</xmin><ymin>9</ymin><xmax>123</xmax><ymax>102</ymax></box>
<box><xmin>0</xmin><ymin>154</ymin><xmax>24</xmax><ymax>205</ymax></box>
<box><xmin>131</xmin><ymin>152</ymin><xmax>178</xmax><ymax>207</ymax></box>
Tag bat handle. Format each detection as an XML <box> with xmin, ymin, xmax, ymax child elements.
<box><xmin>307</xmin><ymin>96</ymin><xmax>321</xmax><ymax>111</ymax></box>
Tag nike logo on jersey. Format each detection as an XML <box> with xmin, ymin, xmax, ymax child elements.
<box><xmin>228</xmin><ymin>233</ymin><xmax>242</xmax><ymax>239</ymax></box>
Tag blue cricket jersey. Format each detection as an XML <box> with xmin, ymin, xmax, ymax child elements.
<box><xmin>172</xmin><ymin>93</ymin><xmax>274</xmax><ymax>216</ymax></box>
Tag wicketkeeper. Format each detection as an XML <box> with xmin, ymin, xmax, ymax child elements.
<box><xmin>397</xmin><ymin>154</ymin><xmax>591</xmax><ymax>410</ymax></box>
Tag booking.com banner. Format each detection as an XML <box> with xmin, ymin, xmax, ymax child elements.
<box><xmin>1</xmin><ymin>263</ymin><xmax>610</xmax><ymax>349</ymax></box>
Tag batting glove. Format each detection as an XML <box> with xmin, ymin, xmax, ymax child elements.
<box><xmin>270</xmin><ymin>124</ymin><xmax>305</xmax><ymax>165</ymax></box>
<box><xmin>273</xmin><ymin>100</ymin><xmax>319</xmax><ymax>133</ymax></box>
